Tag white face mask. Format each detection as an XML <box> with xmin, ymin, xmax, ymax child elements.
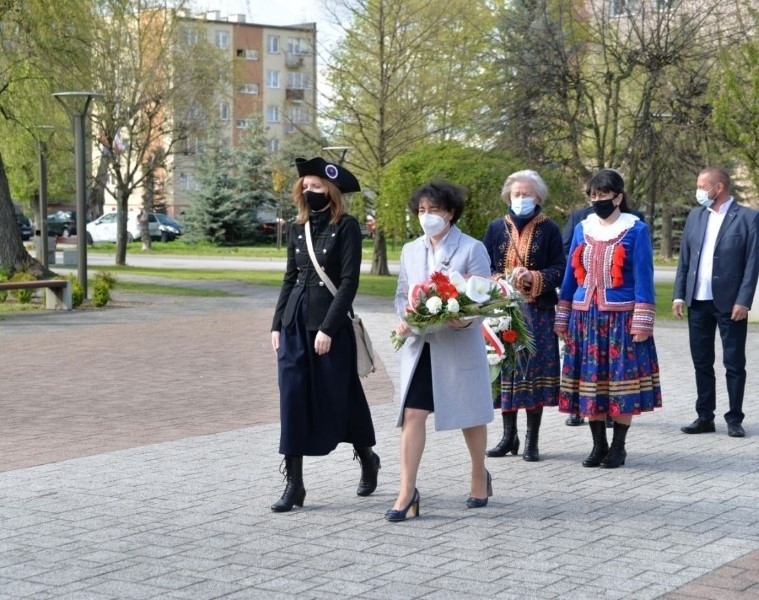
<box><xmin>419</xmin><ymin>213</ymin><xmax>447</xmax><ymax>237</ymax></box>
<box><xmin>695</xmin><ymin>187</ymin><xmax>715</xmax><ymax>207</ymax></box>
<box><xmin>511</xmin><ymin>197</ymin><xmax>535</xmax><ymax>217</ymax></box>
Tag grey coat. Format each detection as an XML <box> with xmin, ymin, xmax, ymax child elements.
<box><xmin>394</xmin><ymin>226</ymin><xmax>494</xmax><ymax>431</ymax></box>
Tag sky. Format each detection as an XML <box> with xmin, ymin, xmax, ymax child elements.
<box><xmin>190</xmin><ymin>0</ymin><xmax>324</xmax><ymax>28</ymax></box>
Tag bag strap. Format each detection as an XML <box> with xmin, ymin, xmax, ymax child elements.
<box><xmin>305</xmin><ymin>221</ymin><xmax>356</xmax><ymax>319</ymax></box>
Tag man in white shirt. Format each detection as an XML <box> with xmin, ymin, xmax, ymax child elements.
<box><xmin>673</xmin><ymin>166</ymin><xmax>759</xmax><ymax>438</ymax></box>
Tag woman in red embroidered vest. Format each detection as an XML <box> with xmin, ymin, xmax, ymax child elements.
<box><xmin>555</xmin><ymin>169</ymin><xmax>662</xmax><ymax>468</ymax></box>
<box><xmin>483</xmin><ymin>170</ymin><xmax>566</xmax><ymax>462</ymax></box>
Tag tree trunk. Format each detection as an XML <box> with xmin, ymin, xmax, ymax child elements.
<box><xmin>115</xmin><ymin>190</ymin><xmax>129</xmax><ymax>266</ymax></box>
<box><xmin>370</xmin><ymin>231</ymin><xmax>390</xmax><ymax>276</ymax></box>
<box><xmin>141</xmin><ymin>166</ymin><xmax>153</xmax><ymax>251</ymax></box>
<box><xmin>660</xmin><ymin>200</ymin><xmax>673</xmax><ymax>260</ymax></box>
<box><xmin>0</xmin><ymin>153</ymin><xmax>55</xmax><ymax>278</ymax></box>
<box><xmin>88</xmin><ymin>155</ymin><xmax>110</xmax><ymax>220</ymax></box>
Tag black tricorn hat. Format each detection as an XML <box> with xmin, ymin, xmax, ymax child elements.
<box><xmin>294</xmin><ymin>157</ymin><xmax>361</xmax><ymax>194</ymax></box>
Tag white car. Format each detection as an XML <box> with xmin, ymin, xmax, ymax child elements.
<box><xmin>86</xmin><ymin>212</ymin><xmax>160</xmax><ymax>244</ymax></box>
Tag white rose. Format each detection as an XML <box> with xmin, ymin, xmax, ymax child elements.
<box><xmin>426</xmin><ymin>296</ymin><xmax>443</xmax><ymax>314</ymax></box>
<box><xmin>499</xmin><ymin>315</ymin><xmax>512</xmax><ymax>330</ymax></box>
<box><xmin>447</xmin><ymin>298</ymin><xmax>460</xmax><ymax>314</ymax></box>
<box><xmin>487</xmin><ymin>353</ymin><xmax>504</xmax><ymax>366</ymax></box>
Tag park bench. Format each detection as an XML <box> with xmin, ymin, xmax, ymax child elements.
<box><xmin>0</xmin><ymin>279</ymin><xmax>72</xmax><ymax>310</ymax></box>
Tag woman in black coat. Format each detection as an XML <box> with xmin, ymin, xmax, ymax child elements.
<box><xmin>270</xmin><ymin>157</ymin><xmax>379</xmax><ymax>512</ymax></box>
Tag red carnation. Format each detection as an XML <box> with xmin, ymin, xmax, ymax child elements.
<box><xmin>501</xmin><ymin>330</ymin><xmax>518</xmax><ymax>344</ymax></box>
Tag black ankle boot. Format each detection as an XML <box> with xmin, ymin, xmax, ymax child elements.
<box><xmin>486</xmin><ymin>411</ymin><xmax>519</xmax><ymax>457</ymax></box>
<box><xmin>583</xmin><ymin>420</ymin><xmax>609</xmax><ymax>467</ymax></box>
<box><xmin>271</xmin><ymin>455</ymin><xmax>306</xmax><ymax>512</ymax></box>
<box><xmin>353</xmin><ymin>446</ymin><xmax>380</xmax><ymax>496</ymax></box>
<box><xmin>523</xmin><ymin>407</ymin><xmax>542</xmax><ymax>462</ymax></box>
<box><xmin>600</xmin><ymin>422</ymin><xmax>629</xmax><ymax>468</ymax></box>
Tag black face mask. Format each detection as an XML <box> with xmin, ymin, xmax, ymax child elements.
<box><xmin>592</xmin><ymin>198</ymin><xmax>618</xmax><ymax>219</ymax></box>
<box><xmin>305</xmin><ymin>191</ymin><xmax>329</xmax><ymax>212</ymax></box>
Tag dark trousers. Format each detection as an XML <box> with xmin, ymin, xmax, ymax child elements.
<box><xmin>688</xmin><ymin>300</ymin><xmax>747</xmax><ymax>424</ymax></box>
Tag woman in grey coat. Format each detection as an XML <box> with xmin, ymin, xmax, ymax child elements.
<box><xmin>386</xmin><ymin>181</ymin><xmax>494</xmax><ymax>522</ymax></box>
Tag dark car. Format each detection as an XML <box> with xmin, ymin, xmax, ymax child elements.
<box><xmin>47</xmin><ymin>210</ymin><xmax>77</xmax><ymax>237</ymax></box>
<box><xmin>14</xmin><ymin>205</ymin><xmax>32</xmax><ymax>241</ymax></box>
<box><xmin>154</xmin><ymin>213</ymin><xmax>184</xmax><ymax>242</ymax></box>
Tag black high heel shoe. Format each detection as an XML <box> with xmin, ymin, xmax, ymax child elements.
<box><xmin>385</xmin><ymin>489</ymin><xmax>420</xmax><ymax>522</ymax></box>
<box><xmin>465</xmin><ymin>471</ymin><xmax>492</xmax><ymax>509</ymax></box>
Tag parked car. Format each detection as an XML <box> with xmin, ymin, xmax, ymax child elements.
<box><xmin>85</xmin><ymin>212</ymin><xmax>160</xmax><ymax>244</ymax></box>
<box><xmin>154</xmin><ymin>213</ymin><xmax>184</xmax><ymax>242</ymax></box>
<box><xmin>14</xmin><ymin>205</ymin><xmax>32</xmax><ymax>241</ymax></box>
<box><xmin>47</xmin><ymin>210</ymin><xmax>77</xmax><ymax>237</ymax></box>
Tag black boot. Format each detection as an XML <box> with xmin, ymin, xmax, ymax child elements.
<box><xmin>486</xmin><ymin>411</ymin><xmax>519</xmax><ymax>457</ymax></box>
<box><xmin>354</xmin><ymin>446</ymin><xmax>380</xmax><ymax>496</ymax></box>
<box><xmin>582</xmin><ymin>420</ymin><xmax>609</xmax><ymax>467</ymax></box>
<box><xmin>600</xmin><ymin>422</ymin><xmax>629</xmax><ymax>469</ymax></box>
<box><xmin>523</xmin><ymin>407</ymin><xmax>542</xmax><ymax>462</ymax></box>
<box><xmin>271</xmin><ymin>455</ymin><xmax>306</xmax><ymax>512</ymax></box>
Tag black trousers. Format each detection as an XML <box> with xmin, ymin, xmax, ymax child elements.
<box><xmin>688</xmin><ymin>299</ymin><xmax>747</xmax><ymax>424</ymax></box>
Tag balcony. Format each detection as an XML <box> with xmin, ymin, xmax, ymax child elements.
<box><xmin>285</xmin><ymin>52</ymin><xmax>305</xmax><ymax>68</ymax></box>
<box><xmin>285</xmin><ymin>88</ymin><xmax>305</xmax><ymax>102</ymax></box>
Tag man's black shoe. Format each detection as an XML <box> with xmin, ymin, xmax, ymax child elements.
<box><xmin>565</xmin><ymin>414</ymin><xmax>585</xmax><ymax>426</ymax></box>
<box><xmin>727</xmin><ymin>423</ymin><xmax>745</xmax><ymax>438</ymax></box>
<box><xmin>680</xmin><ymin>418</ymin><xmax>716</xmax><ymax>434</ymax></box>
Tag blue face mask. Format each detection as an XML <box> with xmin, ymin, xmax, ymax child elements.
<box><xmin>695</xmin><ymin>187</ymin><xmax>715</xmax><ymax>207</ymax></box>
<box><xmin>510</xmin><ymin>197</ymin><xmax>535</xmax><ymax>217</ymax></box>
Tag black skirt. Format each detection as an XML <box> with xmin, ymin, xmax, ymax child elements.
<box><xmin>403</xmin><ymin>342</ymin><xmax>435</xmax><ymax>413</ymax></box>
<box><xmin>277</xmin><ymin>292</ymin><xmax>376</xmax><ymax>456</ymax></box>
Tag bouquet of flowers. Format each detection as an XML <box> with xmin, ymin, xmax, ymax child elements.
<box><xmin>391</xmin><ymin>270</ymin><xmax>534</xmax><ymax>355</ymax></box>
<box><xmin>483</xmin><ymin>306</ymin><xmax>535</xmax><ymax>377</ymax></box>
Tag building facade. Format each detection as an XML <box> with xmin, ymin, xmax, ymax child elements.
<box><xmin>102</xmin><ymin>9</ymin><xmax>317</xmax><ymax>218</ymax></box>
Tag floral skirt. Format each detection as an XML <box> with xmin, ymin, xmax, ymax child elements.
<box><xmin>559</xmin><ymin>305</ymin><xmax>662</xmax><ymax>417</ymax></box>
<box><xmin>499</xmin><ymin>305</ymin><xmax>560</xmax><ymax>411</ymax></box>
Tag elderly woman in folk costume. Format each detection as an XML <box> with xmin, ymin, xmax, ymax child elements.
<box><xmin>482</xmin><ymin>170</ymin><xmax>566</xmax><ymax>462</ymax></box>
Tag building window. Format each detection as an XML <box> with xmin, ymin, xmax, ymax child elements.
<box><xmin>236</xmin><ymin>119</ymin><xmax>250</xmax><ymax>129</ymax></box>
<box><xmin>181</xmin><ymin>28</ymin><xmax>198</xmax><ymax>46</ymax></box>
<box><xmin>236</xmin><ymin>48</ymin><xmax>258</xmax><ymax>59</ymax></box>
<box><xmin>238</xmin><ymin>83</ymin><xmax>259</xmax><ymax>94</ymax></box>
<box><xmin>266</xmin><ymin>105</ymin><xmax>281</xmax><ymax>123</ymax></box>
<box><xmin>654</xmin><ymin>0</ymin><xmax>677</xmax><ymax>10</ymax></box>
<box><xmin>219</xmin><ymin>101</ymin><xmax>230</xmax><ymax>121</ymax></box>
<box><xmin>179</xmin><ymin>172</ymin><xmax>190</xmax><ymax>191</ymax></box>
<box><xmin>266</xmin><ymin>138</ymin><xmax>280</xmax><ymax>153</ymax></box>
<box><xmin>609</xmin><ymin>0</ymin><xmax>636</xmax><ymax>17</ymax></box>
<box><xmin>267</xmin><ymin>35</ymin><xmax>279</xmax><ymax>53</ymax></box>
<box><xmin>287</xmin><ymin>72</ymin><xmax>309</xmax><ymax>90</ymax></box>
<box><xmin>266</xmin><ymin>70</ymin><xmax>280</xmax><ymax>88</ymax></box>
<box><xmin>287</xmin><ymin>106</ymin><xmax>310</xmax><ymax>124</ymax></box>
<box><xmin>287</xmin><ymin>37</ymin><xmax>307</xmax><ymax>54</ymax></box>
<box><xmin>215</xmin><ymin>31</ymin><xmax>229</xmax><ymax>50</ymax></box>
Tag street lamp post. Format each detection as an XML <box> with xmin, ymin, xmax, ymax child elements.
<box><xmin>53</xmin><ymin>91</ymin><xmax>102</xmax><ymax>297</ymax></box>
<box><xmin>35</xmin><ymin>126</ymin><xmax>55</xmax><ymax>268</ymax></box>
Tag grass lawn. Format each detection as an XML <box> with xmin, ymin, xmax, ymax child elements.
<box><xmin>86</xmin><ymin>239</ymin><xmax>402</xmax><ymax>261</ymax></box>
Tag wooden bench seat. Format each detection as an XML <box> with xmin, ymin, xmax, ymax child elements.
<box><xmin>0</xmin><ymin>279</ymin><xmax>72</xmax><ymax>310</ymax></box>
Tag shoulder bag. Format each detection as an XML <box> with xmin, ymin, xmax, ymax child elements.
<box><xmin>304</xmin><ymin>221</ymin><xmax>375</xmax><ymax>377</ymax></box>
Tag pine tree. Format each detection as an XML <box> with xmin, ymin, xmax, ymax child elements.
<box><xmin>184</xmin><ymin>138</ymin><xmax>253</xmax><ymax>244</ymax></box>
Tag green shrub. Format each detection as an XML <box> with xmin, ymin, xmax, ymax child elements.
<box><xmin>9</xmin><ymin>272</ymin><xmax>35</xmax><ymax>304</ymax></box>
<box><xmin>66</xmin><ymin>274</ymin><xmax>85</xmax><ymax>308</ymax></box>
<box><xmin>96</xmin><ymin>271</ymin><xmax>118</xmax><ymax>290</ymax></box>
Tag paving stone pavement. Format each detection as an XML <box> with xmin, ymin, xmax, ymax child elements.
<box><xmin>1</xmin><ymin>279</ymin><xmax>759</xmax><ymax>599</ymax></box>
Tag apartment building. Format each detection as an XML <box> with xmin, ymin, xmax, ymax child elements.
<box><xmin>103</xmin><ymin>9</ymin><xmax>317</xmax><ymax>218</ymax></box>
